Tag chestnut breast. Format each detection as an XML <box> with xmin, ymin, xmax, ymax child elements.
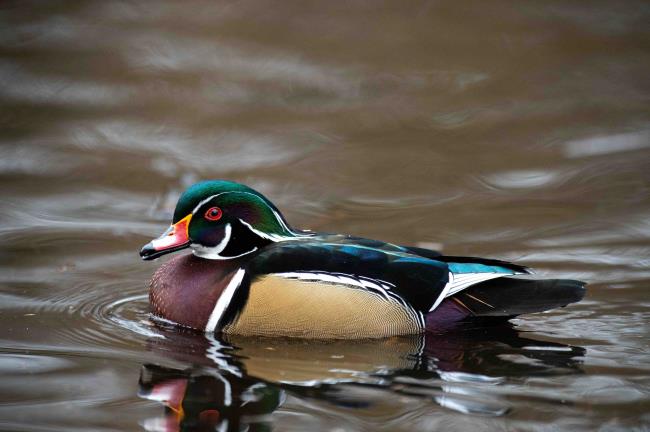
<box><xmin>149</xmin><ymin>253</ymin><xmax>243</xmax><ymax>330</ymax></box>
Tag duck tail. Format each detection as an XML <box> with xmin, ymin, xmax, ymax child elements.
<box><xmin>449</xmin><ymin>276</ymin><xmax>586</xmax><ymax>317</ymax></box>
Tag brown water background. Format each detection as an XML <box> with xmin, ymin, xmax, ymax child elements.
<box><xmin>1</xmin><ymin>1</ymin><xmax>649</xmax><ymax>430</ymax></box>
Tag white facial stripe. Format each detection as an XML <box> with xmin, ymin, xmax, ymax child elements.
<box><xmin>191</xmin><ymin>192</ymin><xmax>227</xmax><ymax>215</ymax></box>
<box><xmin>191</xmin><ymin>223</ymin><xmax>232</xmax><ymax>258</ymax></box>
<box><xmin>192</xmin><ymin>191</ymin><xmax>266</xmax><ymax>216</ymax></box>
<box><xmin>191</xmin><ymin>222</ymin><xmax>260</xmax><ymax>260</ymax></box>
<box><xmin>239</xmin><ymin>219</ymin><xmax>290</xmax><ymax>242</ymax></box>
<box><xmin>190</xmin><ymin>190</ymin><xmax>302</xmax><ymax>236</ymax></box>
<box><xmin>271</xmin><ymin>208</ymin><xmax>293</xmax><ymax>233</ymax></box>
<box><xmin>205</xmin><ymin>268</ymin><xmax>246</xmax><ymax>333</ymax></box>
<box><xmin>188</xmin><ymin>190</ymin><xmax>313</xmax><ymax>260</ymax></box>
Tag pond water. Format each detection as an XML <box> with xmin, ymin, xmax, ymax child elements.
<box><xmin>1</xmin><ymin>1</ymin><xmax>649</xmax><ymax>430</ymax></box>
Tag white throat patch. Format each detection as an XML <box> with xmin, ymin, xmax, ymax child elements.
<box><xmin>191</xmin><ymin>223</ymin><xmax>232</xmax><ymax>259</ymax></box>
<box><xmin>191</xmin><ymin>223</ymin><xmax>259</xmax><ymax>260</ymax></box>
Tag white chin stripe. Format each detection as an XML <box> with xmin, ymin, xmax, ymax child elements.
<box><xmin>205</xmin><ymin>268</ymin><xmax>247</xmax><ymax>333</ymax></box>
<box><xmin>191</xmin><ymin>222</ymin><xmax>259</xmax><ymax>260</ymax></box>
<box><xmin>192</xmin><ymin>223</ymin><xmax>231</xmax><ymax>259</ymax></box>
<box><xmin>192</xmin><ymin>245</ymin><xmax>258</xmax><ymax>260</ymax></box>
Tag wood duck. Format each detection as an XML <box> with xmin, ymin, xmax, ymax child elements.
<box><xmin>140</xmin><ymin>180</ymin><xmax>586</xmax><ymax>338</ymax></box>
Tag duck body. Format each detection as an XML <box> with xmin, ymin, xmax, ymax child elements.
<box><xmin>142</xmin><ymin>180</ymin><xmax>586</xmax><ymax>339</ymax></box>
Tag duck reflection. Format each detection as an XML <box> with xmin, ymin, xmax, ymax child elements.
<box><xmin>139</xmin><ymin>322</ymin><xmax>584</xmax><ymax>431</ymax></box>
<box><xmin>139</xmin><ymin>363</ymin><xmax>282</xmax><ymax>432</ymax></box>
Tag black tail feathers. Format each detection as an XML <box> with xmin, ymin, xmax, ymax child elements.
<box><xmin>452</xmin><ymin>277</ymin><xmax>586</xmax><ymax>317</ymax></box>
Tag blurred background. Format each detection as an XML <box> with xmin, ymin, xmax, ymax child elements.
<box><xmin>1</xmin><ymin>1</ymin><xmax>649</xmax><ymax>431</ymax></box>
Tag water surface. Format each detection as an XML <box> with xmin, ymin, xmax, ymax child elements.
<box><xmin>1</xmin><ymin>1</ymin><xmax>649</xmax><ymax>430</ymax></box>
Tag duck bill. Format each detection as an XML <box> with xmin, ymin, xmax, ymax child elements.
<box><xmin>140</xmin><ymin>214</ymin><xmax>192</xmax><ymax>260</ymax></box>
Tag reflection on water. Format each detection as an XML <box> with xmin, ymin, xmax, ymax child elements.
<box><xmin>138</xmin><ymin>324</ymin><xmax>584</xmax><ymax>431</ymax></box>
<box><xmin>1</xmin><ymin>0</ymin><xmax>649</xmax><ymax>430</ymax></box>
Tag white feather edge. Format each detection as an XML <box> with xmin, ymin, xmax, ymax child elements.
<box><xmin>428</xmin><ymin>272</ymin><xmax>511</xmax><ymax>312</ymax></box>
<box><xmin>445</xmin><ymin>272</ymin><xmax>507</xmax><ymax>296</ymax></box>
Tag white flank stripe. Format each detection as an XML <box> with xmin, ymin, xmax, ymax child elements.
<box><xmin>359</xmin><ymin>279</ymin><xmax>390</xmax><ymax>299</ymax></box>
<box><xmin>359</xmin><ymin>278</ymin><xmax>383</xmax><ymax>291</ymax></box>
<box><xmin>276</xmin><ymin>272</ymin><xmax>387</xmax><ymax>291</ymax></box>
<box><xmin>275</xmin><ymin>272</ymin><xmax>314</xmax><ymax>281</ymax></box>
<box><xmin>205</xmin><ymin>268</ymin><xmax>246</xmax><ymax>333</ymax></box>
<box><xmin>336</xmin><ymin>275</ymin><xmax>362</xmax><ymax>286</ymax></box>
<box><xmin>276</xmin><ymin>272</ymin><xmax>395</xmax><ymax>302</ymax></box>
<box><xmin>313</xmin><ymin>273</ymin><xmax>342</xmax><ymax>284</ymax></box>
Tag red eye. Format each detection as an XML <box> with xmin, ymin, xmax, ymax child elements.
<box><xmin>204</xmin><ymin>206</ymin><xmax>222</xmax><ymax>221</ymax></box>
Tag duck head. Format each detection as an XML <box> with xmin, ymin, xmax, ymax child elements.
<box><xmin>140</xmin><ymin>180</ymin><xmax>296</xmax><ymax>260</ymax></box>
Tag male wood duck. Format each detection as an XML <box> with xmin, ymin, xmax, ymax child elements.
<box><xmin>141</xmin><ymin>180</ymin><xmax>586</xmax><ymax>338</ymax></box>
